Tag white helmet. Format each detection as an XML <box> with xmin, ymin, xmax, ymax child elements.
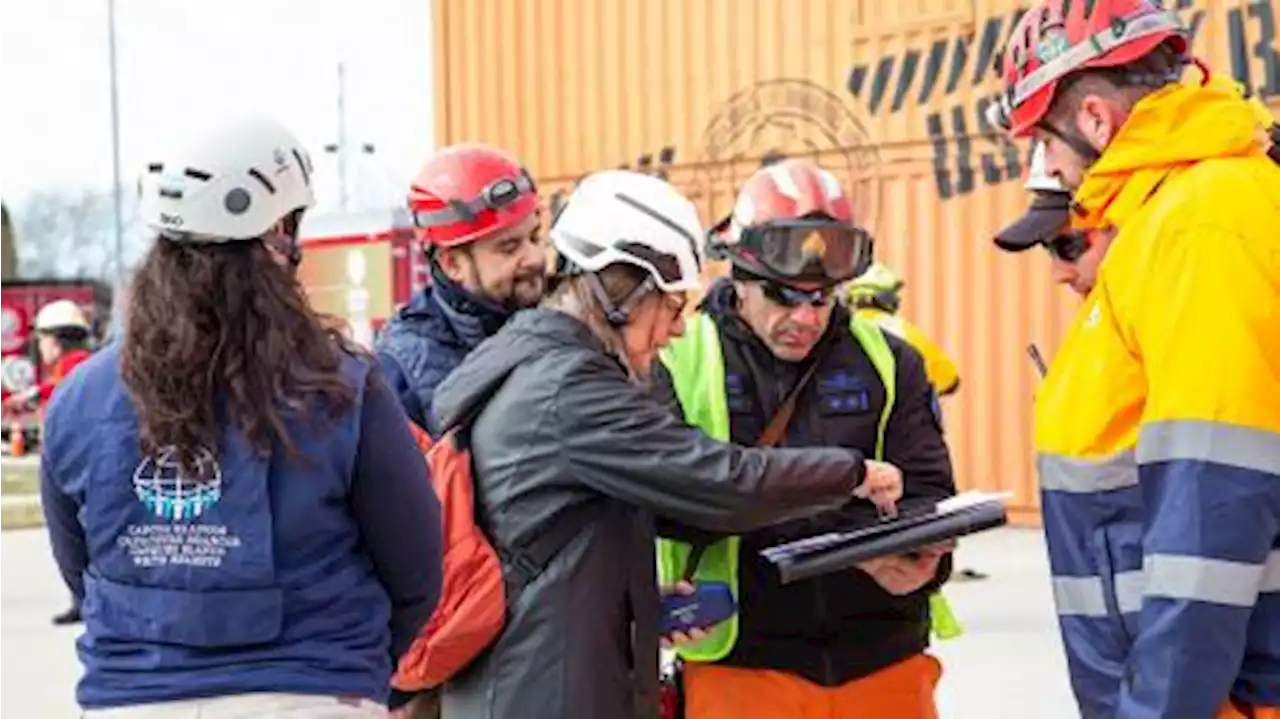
<box><xmin>35</xmin><ymin>300</ymin><xmax>90</xmax><ymax>333</ymax></box>
<box><xmin>138</xmin><ymin>116</ymin><xmax>316</xmax><ymax>243</ymax></box>
<box><xmin>551</xmin><ymin>170</ymin><xmax>704</xmax><ymax>294</ymax></box>
<box><xmin>1024</xmin><ymin>142</ymin><xmax>1067</xmax><ymax>193</ymax></box>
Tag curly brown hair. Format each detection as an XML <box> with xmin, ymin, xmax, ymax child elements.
<box><xmin>122</xmin><ymin>237</ymin><xmax>364</xmax><ymax>475</ymax></box>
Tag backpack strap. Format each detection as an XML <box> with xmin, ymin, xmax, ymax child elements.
<box><xmin>501</xmin><ymin>501</ymin><xmax>598</xmax><ymax>596</ymax></box>
<box><xmin>441</xmin><ymin>378</ymin><xmax>597</xmax><ymax>598</ymax></box>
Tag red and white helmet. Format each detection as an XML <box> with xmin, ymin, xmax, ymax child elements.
<box><xmin>408</xmin><ymin>143</ymin><xmax>540</xmax><ymax>249</ymax></box>
<box><xmin>708</xmin><ymin>159</ymin><xmax>873</xmax><ymax>283</ymax></box>
<box><xmin>991</xmin><ymin>0</ymin><xmax>1188</xmax><ymax>138</ymax></box>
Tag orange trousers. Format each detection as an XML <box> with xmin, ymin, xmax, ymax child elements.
<box><xmin>1218</xmin><ymin>702</ymin><xmax>1280</xmax><ymax>718</ymax></box>
<box><xmin>682</xmin><ymin>654</ymin><xmax>942</xmax><ymax>719</ymax></box>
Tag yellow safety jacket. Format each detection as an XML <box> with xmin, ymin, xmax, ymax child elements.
<box><xmin>1042</xmin><ymin>77</ymin><xmax>1280</xmax><ymax>718</ymax></box>
<box><xmin>854</xmin><ymin>308</ymin><xmax>960</xmax><ymax>396</ymax></box>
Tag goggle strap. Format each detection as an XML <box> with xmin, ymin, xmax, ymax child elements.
<box><xmin>411</xmin><ymin>173</ymin><xmax>536</xmax><ymax>229</ymax></box>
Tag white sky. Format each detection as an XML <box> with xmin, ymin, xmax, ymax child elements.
<box><xmin>0</xmin><ymin>0</ymin><xmax>435</xmax><ymax>211</ymax></box>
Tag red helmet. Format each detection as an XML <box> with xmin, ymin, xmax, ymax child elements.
<box><xmin>992</xmin><ymin>0</ymin><xmax>1188</xmax><ymax>138</ymax></box>
<box><xmin>408</xmin><ymin>143</ymin><xmax>540</xmax><ymax>248</ymax></box>
<box><xmin>708</xmin><ymin>159</ymin><xmax>872</xmax><ymax>283</ymax></box>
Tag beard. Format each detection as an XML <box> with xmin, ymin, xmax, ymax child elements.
<box><xmin>498</xmin><ymin>271</ymin><xmax>546</xmax><ymax>310</ymax></box>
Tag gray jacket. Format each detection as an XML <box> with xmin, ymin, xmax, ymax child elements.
<box><xmin>432</xmin><ymin>309</ymin><xmax>869</xmax><ymax>719</ymax></box>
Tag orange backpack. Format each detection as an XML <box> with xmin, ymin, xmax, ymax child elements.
<box><xmin>391</xmin><ymin>420</ymin><xmax>592</xmax><ymax>691</ymax></box>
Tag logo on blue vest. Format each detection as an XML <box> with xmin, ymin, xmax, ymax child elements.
<box><xmin>818</xmin><ymin>370</ymin><xmax>872</xmax><ymax>414</ymax></box>
<box><xmin>725</xmin><ymin>373</ymin><xmax>755</xmax><ymax>414</ymax></box>
<box><xmin>132</xmin><ymin>447</ymin><xmax>223</xmax><ymax>522</ymax></box>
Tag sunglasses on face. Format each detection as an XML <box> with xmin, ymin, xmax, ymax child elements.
<box><xmin>761</xmin><ymin>281</ymin><xmax>836</xmax><ymax>308</ymax></box>
<box><xmin>1043</xmin><ymin>231</ymin><xmax>1090</xmax><ymax>263</ymax></box>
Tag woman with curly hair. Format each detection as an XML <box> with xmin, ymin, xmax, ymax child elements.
<box><xmin>39</xmin><ymin>116</ymin><xmax>443</xmax><ymax>718</ymax></box>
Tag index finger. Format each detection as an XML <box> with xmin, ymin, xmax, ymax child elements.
<box><xmin>662</xmin><ymin>580</ymin><xmax>696</xmax><ymax>596</ymax></box>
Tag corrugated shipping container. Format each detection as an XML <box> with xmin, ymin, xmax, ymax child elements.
<box><xmin>432</xmin><ymin>0</ymin><xmax>1280</xmax><ymax>525</ymax></box>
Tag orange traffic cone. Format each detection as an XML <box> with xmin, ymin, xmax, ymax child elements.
<box><xmin>9</xmin><ymin>421</ymin><xmax>25</xmax><ymax>457</ymax></box>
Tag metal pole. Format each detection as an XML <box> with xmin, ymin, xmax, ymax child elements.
<box><xmin>336</xmin><ymin>62</ymin><xmax>349</xmax><ymax>212</ymax></box>
<box><xmin>107</xmin><ymin>0</ymin><xmax>125</xmax><ymax>280</ymax></box>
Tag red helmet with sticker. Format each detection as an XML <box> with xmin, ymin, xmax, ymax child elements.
<box><xmin>991</xmin><ymin>0</ymin><xmax>1189</xmax><ymax>138</ymax></box>
<box><xmin>408</xmin><ymin>143</ymin><xmax>540</xmax><ymax>249</ymax></box>
<box><xmin>707</xmin><ymin>159</ymin><xmax>873</xmax><ymax>284</ymax></box>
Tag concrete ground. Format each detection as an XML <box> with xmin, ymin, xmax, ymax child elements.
<box><xmin>933</xmin><ymin>528</ymin><xmax>1078</xmax><ymax>718</ymax></box>
<box><xmin>2</xmin><ymin>526</ymin><xmax>1079</xmax><ymax>718</ymax></box>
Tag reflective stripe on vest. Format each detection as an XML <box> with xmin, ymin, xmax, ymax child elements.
<box><xmin>655</xmin><ymin>313</ymin><xmax>896</xmax><ymax>661</ymax></box>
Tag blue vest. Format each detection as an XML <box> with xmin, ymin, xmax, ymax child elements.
<box><xmin>43</xmin><ymin>345</ymin><xmax>393</xmax><ymax>708</ymax></box>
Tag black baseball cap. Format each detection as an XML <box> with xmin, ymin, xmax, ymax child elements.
<box><xmin>994</xmin><ymin>190</ymin><xmax>1073</xmax><ymax>253</ymax></box>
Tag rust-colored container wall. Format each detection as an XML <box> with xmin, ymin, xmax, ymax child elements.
<box><xmin>433</xmin><ymin>0</ymin><xmax>1280</xmax><ymax>525</ymax></box>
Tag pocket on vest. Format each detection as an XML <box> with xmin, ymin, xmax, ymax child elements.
<box><xmin>84</xmin><ymin>574</ymin><xmax>283</xmax><ymax>647</ymax></box>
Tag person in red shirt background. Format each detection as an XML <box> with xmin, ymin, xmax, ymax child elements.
<box><xmin>2</xmin><ymin>298</ymin><xmax>95</xmax><ymax>625</ymax></box>
<box><xmin>3</xmin><ymin>299</ymin><xmax>95</xmax><ymax>417</ymax></box>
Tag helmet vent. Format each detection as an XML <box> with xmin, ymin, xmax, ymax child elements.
<box><xmin>554</xmin><ymin>230</ymin><xmax>605</xmax><ymax>259</ymax></box>
<box><xmin>613</xmin><ymin>191</ymin><xmax>699</xmax><ymax>259</ymax></box>
<box><xmin>292</xmin><ymin>148</ymin><xmax>311</xmax><ymax>186</ymax></box>
<box><xmin>247</xmin><ymin>168</ymin><xmax>276</xmax><ymax>194</ymax></box>
<box><xmin>184</xmin><ymin>168</ymin><xmax>212</xmax><ymax>181</ymax></box>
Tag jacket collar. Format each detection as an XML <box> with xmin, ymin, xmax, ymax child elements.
<box><xmin>1072</xmin><ymin>77</ymin><xmax>1266</xmax><ymax>231</ymax></box>
<box><xmin>423</xmin><ymin>262</ymin><xmax>515</xmax><ymax>348</ymax></box>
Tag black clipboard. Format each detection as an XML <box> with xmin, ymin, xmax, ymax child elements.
<box><xmin>761</xmin><ymin>494</ymin><xmax>1009</xmax><ymax>585</ymax></box>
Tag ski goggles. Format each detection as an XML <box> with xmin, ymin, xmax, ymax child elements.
<box><xmin>726</xmin><ymin>219</ymin><xmax>874</xmax><ymax>283</ymax></box>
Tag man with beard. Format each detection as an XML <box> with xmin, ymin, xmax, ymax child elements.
<box><xmin>990</xmin><ymin>1</ymin><xmax>1280</xmax><ymax>715</ymax></box>
<box><xmin>376</xmin><ymin>144</ymin><xmax>546</xmax><ymax>433</ymax></box>
<box><xmin>654</xmin><ymin>159</ymin><xmax>956</xmax><ymax>718</ymax></box>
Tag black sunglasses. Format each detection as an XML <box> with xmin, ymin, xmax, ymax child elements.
<box><xmin>761</xmin><ymin>281</ymin><xmax>836</xmax><ymax>308</ymax></box>
<box><xmin>1043</xmin><ymin>231</ymin><xmax>1090</xmax><ymax>263</ymax></box>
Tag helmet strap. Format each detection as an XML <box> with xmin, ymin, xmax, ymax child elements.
<box><xmin>586</xmin><ymin>271</ymin><xmax>655</xmax><ymax>327</ymax></box>
<box><xmin>263</xmin><ymin>208</ymin><xmax>306</xmax><ymax>268</ymax></box>
<box><xmin>262</xmin><ymin>230</ymin><xmax>301</xmax><ymax>268</ymax></box>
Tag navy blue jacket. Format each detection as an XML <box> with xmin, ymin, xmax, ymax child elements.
<box><xmin>40</xmin><ymin>344</ymin><xmax>443</xmax><ymax>708</ymax></box>
<box><xmin>375</xmin><ymin>267</ymin><xmax>514</xmax><ymax>434</ymax></box>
